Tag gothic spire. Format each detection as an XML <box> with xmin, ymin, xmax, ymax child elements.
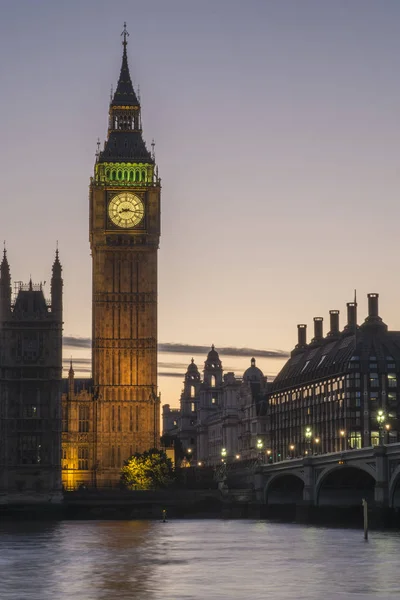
<box><xmin>0</xmin><ymin>244</ymin><xmax>10</xmax><ymax>281</ymax></box>
<box><xmin>52</xmin><ymin>245</ymin><xmax>62</xmax><ymax>278</ymax></box>
<box><xmin>111</xmin><ymin>22</ymin><xmax>139</xmax><ymax>107</ymax></box>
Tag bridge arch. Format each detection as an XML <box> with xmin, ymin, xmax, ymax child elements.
<box><xmin>316</xmin><ymin>464</ymin><xmax>376</xmax><ymax>506</ymax></box>
<box><xmin>389</xmin><ymin>466</ymin><xmax>400</xmax><ymax>508</ymax></box>
<box><xmin>264</xmin><ymin>471</ymin><xmax>304</xmax><ymax>505</ymax></box>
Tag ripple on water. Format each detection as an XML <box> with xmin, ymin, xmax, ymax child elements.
<box><xmin>0</xmin><ymin>520</ymin><xmax>400</xmax><ymax>600</ymax></box>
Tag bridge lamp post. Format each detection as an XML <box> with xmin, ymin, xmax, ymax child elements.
<box><xmin>340</xmin><ymin>430</ymin><xmax>346</xmax><ymax>451</ymax></box>
<box><xmin>256</xmin><ymin>439</ymin><xmax>264</xmax><ymax>462</ymax></box>
<box><xmin>314</xmin><ymin>438</ymin><xmax>320</xmax><ymax>454</ymax></box>
<box><xmin>289</xmin><ymin>444</ymin><xmax>295</xmax><ymax>458</ymax></box>
<box><xmin>266</xmin><ymin>449</ymin><xmax>272</xmax><ymax>463</ymax></box>
<box><xmin>377</xmin><ymin>410</ymin><xmax>386</xmax><ymax>445</ymax></box>
<box><xmin>305</xmin><ymin>427</ymin><xmax>312</xmax><ymax>455</ymax></box>
<box><xmin>385</xmin><ymin>423</ymin><xmax>391</xmax><ymax>444</ymax></box>
<box><xmin>221</xmin><ymin>447</ymin><xmax>227</xmax><ymax>463</ymax></box>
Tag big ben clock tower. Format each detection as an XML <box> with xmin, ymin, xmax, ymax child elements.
<box><xmin>89</xmin><ymin>24</ymin><xmax>160</xmax><ymax>486</ymax></box>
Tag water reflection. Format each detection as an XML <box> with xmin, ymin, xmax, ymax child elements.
<box><xmin>1</xmin><ymin>520</ymin><xmax>400</xmax><ymax>600</ymax></box>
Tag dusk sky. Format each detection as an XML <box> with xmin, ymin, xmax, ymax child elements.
<box><xmin>2</xmin><ymin>1</ymin><xmax>400</xmax><ymax>406</ymax></box>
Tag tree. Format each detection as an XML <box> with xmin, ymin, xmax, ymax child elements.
<box><xmin>120</xmin><ymin>448</ymin><xmax>174</xmax><ymax>490</ymax></box>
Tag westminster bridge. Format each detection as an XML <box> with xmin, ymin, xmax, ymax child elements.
<box><xmin>221</xmin><ymin>443</ymin><xmax>400</xmax><ymax>510</ymax></box>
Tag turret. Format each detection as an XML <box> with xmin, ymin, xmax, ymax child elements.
<box><xmin>68</xmin><ymin>359</ymin><xmax>75</xmax><ymax>400</ymax></box>
<box><xmin>0</xmin><ymin>247</ymin><xmax>11</xmax><ymax>322</ymax></box>
<box><xmin>51</xmin><ymin>248</ymin><xmax>63</xmax><ymax>322</ymax></box>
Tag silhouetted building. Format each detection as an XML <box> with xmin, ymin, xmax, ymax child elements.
<box><xmin>163</xmin><ymin>347</ymin><xmax>268</xmax><ymax>466</ymax></box>
<box><xmin>266</xmin><ymin>294</ymin><xmax>399</xmax><ymax>460</ymax></box>
<box><xmin>0</xmin><ymin>250</ymin><xmax>63</xmax><ymax>499</ymax></box>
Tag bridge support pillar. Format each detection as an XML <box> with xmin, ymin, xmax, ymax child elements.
<box><xmin>254</xmin><ymin>469</ymin><xmax>266</xmax><ymax>504</ymax></box>
<box><xmin>374</xmin><ymin>446</ymin><xmax>389</xmax><ymax>507</ymax></box>
<box><xmin>302</xmin><ymin>459</ymin><xmax>315</xmax><ymax>505</ymax></box>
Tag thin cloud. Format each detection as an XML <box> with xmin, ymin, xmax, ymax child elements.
<box><xmin>64</xmin><ymin>336</ymin><xmax>289</xmax><ymax>359</ymax></box>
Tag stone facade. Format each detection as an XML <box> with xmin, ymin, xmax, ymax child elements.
<box><xmin>0</xmin><ymin>250</ymin><xmax>63</xmax><ymax>500</ymax></box>
<box><xmin>163</xmin><ymin>347</ymin><xmax>268</xmax><ymax>466</ymax></box>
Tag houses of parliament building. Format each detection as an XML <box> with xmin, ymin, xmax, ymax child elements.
<box><xmin>0</xmin><ymin>27</ymin><xmax>161</xmax><ymax>497</ymax></box>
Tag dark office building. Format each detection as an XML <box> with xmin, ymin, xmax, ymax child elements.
<box><xmin>266</xmin><ymin>294</ymin><xmax>399</xmax><ymax>459</ymax></box>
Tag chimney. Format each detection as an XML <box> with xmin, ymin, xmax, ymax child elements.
<box><xmin>368</xmin><ymin>293</ymin><xmax>379</xmax><ymax>318</ymax></box>
<box><xmin>328</xmin><ymin>310</ymin><xmax>340</xmax><ymax>336</ymax></box>
<box><xmin>345</xmin><ymin>302</ymin><xmax>357</xmax><ymax>330</ymax></box>
<box><xmin>297</xmin><ymin>324</ymin><xmax>307</xmax><ymax>347</ymax></box>
<box><xmin>312</xmin><ymin>317</ymin><xmax>323</xmax><ymax>342</ymax></box>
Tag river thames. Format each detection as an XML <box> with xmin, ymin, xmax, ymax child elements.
<box><xmin>1</xmin><ymin>519</ymin><xmax>400</xmax><ymax>599</ymax></box>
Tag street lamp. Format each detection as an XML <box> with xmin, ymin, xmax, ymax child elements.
<box><xmin>314</xmin><ymin>438</ymin><xmax>320</xmax><ymax>454</ymax></box>
<box><xmin>289</xmin><ymin>444</ymin><xmax>295</xmax><ymax>458</ymax></box>
<box><xmin>305</xmin><ymin>427</ymin><xmax>312</xmax><ymax>454</ymax></box>
<box><xmin>266</xmin><ymin>449</ymin><xmax>272</xmax><ymax>464</ymax></box>
<box><xmin>385</xmin><ymin>423</ymin><xmax>391</xmax><ymax>444</ymax></box>
<box><xmin>340</xmin><ymin>429</ymin><xmax>346</xmax><ymax>452</ymax></box>
<box><xmin>256</xmin><ymin>439</ymin><xmax>264</xmax><ymax>462</ymax></box>
<box><xmin>377</xmin><ymin>410</ymin><xmax>386</xmax><ymax>445</ymax></box>
<box><xmin>221</xmin><ymin>447</ymin><xmax>227</xmax><ymax>463</ymax></box>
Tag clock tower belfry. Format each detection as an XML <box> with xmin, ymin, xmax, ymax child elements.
<box><xmin>90</xmin><ymin>25</ymin><xmax>161</xmax><ymax>486</ymax></box>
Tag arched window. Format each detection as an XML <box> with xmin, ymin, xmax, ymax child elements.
<box><xmin>129</xmin><ymin>170</ymin><xmax>134</xmax><ymax>181</ymax></box>
<box><xmin>111</xmin><ymin>170</ymin><xmax>115</xmax><ymax>181</ymax></box>
<box><xmin>135</xmin><ymin>170</ymin><xmax>140</xmax><ymax>182</ymax></box>
<box><xmin>141</xmin><ymin>170</ymin><xmax>146</xmax><ymax>181</ymax></box>
<box><xmin>211</xmin><ymin>375</ymin><xmax>216</xmax><ymax>388</ymax></box>
<box><xmin>124</xmin><ymin>170</ymin><xmax>129</xmax><ymax>180</ymax></box>
<box><xmin>190</xmin><ymin>385</ymin><xmax>195</xmax><ymax>398</ymax></box>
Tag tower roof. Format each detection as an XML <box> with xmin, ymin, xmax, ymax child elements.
<box><xmin>98</xmin><ymin>23</ymin><xmax>153</xmax><ymax>165</ymax></box>
<box><xmin>111</xmin><ymin>23</ymin><xmax>139</xmax><ymax>107</ymax></box>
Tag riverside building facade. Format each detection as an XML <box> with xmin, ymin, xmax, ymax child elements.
<box><xmin>266</xmin><ymin>294</ymin><xmax>399</xmax><ymax>460</ymax></box>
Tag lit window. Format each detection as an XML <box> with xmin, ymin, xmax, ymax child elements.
<box><xmin>191</xmin><ymin>402</ymin><xmax>196</xmax><ymax>412</ymax></box>
<box><xmin>388</xmin><ymin>374</ymin><xmax>397</xmax><ymax>388</ymax></box>
<box><xmin>190</xmin><ymin>385</ymin><xmax>195</xmax><ymax>398</ymax></box>
<box><xmin>211</xmin><ymin>398</ymin><xmax>217</xmax><ymax>405</ymax></box>
<box><xmin>370</xmin><ymin>374</ymin><xmax>379</xmax><ymax>388</ymax></box>
<box><xmin>78</xmin><ymin>447</ymin><xmax>89</xmax><ymax>470</ymax></box>
<box><xmin>211</xmin><ymin>375</ymin><xmax>216</xmax><ymax>388</ymax></box>
<box><xmin>79</xmin><ymin>405</ymin><xmax>90</xmax><ymax>432</ymax></box>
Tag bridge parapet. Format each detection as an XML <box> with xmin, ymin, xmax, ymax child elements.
<box><xmin>254</xmin><ymin>443</ymin><xmax>400</xmax><ymax>508</ymax></box>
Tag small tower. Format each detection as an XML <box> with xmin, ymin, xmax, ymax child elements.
<box><xmin>68</xmin><ymin>359</ymin><xmax>75</xmax><ymax>400</ymax></box>
<box><xmin>179</xmin><ymin>359</ymin><xmax>201</xmax><ymax>455</ymax></box>
<box><xmin>51</xmin><ymin>248</ymin><xmax>63</xmax><ymax>323</ymax></box>
<box><xmin>203</xmin><ymin>345</ymin><xmax>223</xmax><ymax>388</ymax></box>
<box><xmin>0</xmin><ymin>248</ymin><xmax>11</xmax><ymax>323</ymax></box>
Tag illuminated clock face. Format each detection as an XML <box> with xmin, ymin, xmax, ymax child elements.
<box><xmin>108</xmin><ymin>192</ymin><xmax>144</xmax><ymax>228</ymax></box>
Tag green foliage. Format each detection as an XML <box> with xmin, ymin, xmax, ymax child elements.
<box><xmin>120</xmin><ymin>448</ymin><xmax>175</xmax><ymax>490</ymax></box>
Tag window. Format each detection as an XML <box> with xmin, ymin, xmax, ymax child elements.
<box><xmin>118</xmin><ymin>406</ymin><xmax>121</xmax><ymax>432</ymax></box>
<box><xmin>190</xmin><ymin>419</ymin><xmax>195</xmax><ymax>426</ymax></box>
<box><xmin>62</xmin><ymin>406</ymin><xmax>68</xmax><ymax>432</ymax></box>
<box><xmin>371</xmin><ymin>431</ymin><xmax>380</xmax><ymax>447</ymax></box>
<box><xmin>301</xmin><ymin>360</ymin><xmax>310</xmax><ymax>373</ymax></box>
<box><xmin>369</xmin><ymin>374</ymin><xmax>379</xmax><ymax>388</ymax></box>
<box><xmin>78</xmin><ymin>447</ymin><xmax>89</xmax><ymax>470</ymax></box>
<box><xmin>129</xmin><ymin>406</ymin><xmax>133</xmax><ymax>432</ymax></box>
<box><xmin>388</xmin><ymin>392</ymin><xmax>397</xmax><ymax>403</ymax></box>
<box><xmin>191</xmin><ymin>402</ymin><xmax>196</xmax><ymax>412</ymax></box>
<box><xmin>19</xmin><ymin>435</ymin><xmax>42</xmax><ymax>465</ymax></box>
<box><xmin>349</xmin><ymin>431</ymin><xmax>362</xmax><ymax>449</ymax></box>
<box><xmin>24</xmin><ymin>405</ymin><xmax>37</xmax><ymax>418</ymax></box>
<box><xmin>211</xmin><ymin>375</ymin><xmax>216</xmax><ymax>388</ymax></box>
<box><xmin>79</xmin><ymin>405</ymin><xmax>90</xmax><ymax>432</ymax></box>
<box><xmin>370</xmin><ymin>392</ymin><xmax>379</xmax><ymax>402</ymax></box>
<box><xmin>388</xmin><ymin>374</ymin><xmax>397</xmax><ymax>388</ymax></box>
<box><xmin>190</xmin><ymin>385</ymin><xmax>195</xmax><ymax>398</ymax></box>
<box><xmin>173</xmin><ymin>420</ymin><xmax>177</xmax><ymax>427</ymax></box>
<box><xmin>62</xmin><ymin>448</ymin><xmax>67</xmax><ymax>460</ymax></box>
<box><xmin>317</xmin><ymin>355</ymin><xmax>327</xmax><ymax>368</ymax></box>
<box><xmin>211</xmin><ymin>397</ymin><xmax>217</xmax><ymax>405</ymax></box>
